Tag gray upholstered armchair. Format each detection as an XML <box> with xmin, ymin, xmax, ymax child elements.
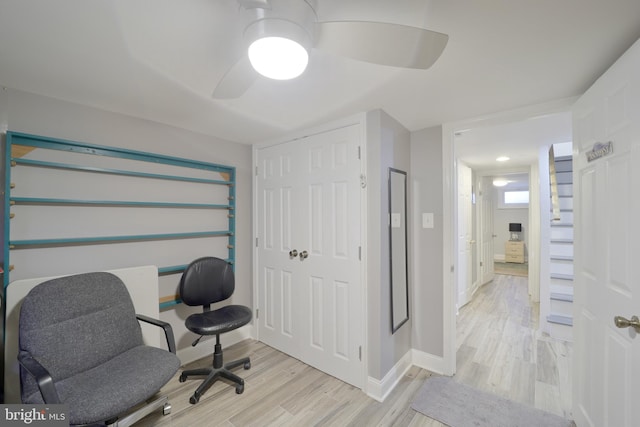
<box><xmin>17</xmin><ymin>272</ymin><xmax>181</xmax><ymax>426</ymax></box>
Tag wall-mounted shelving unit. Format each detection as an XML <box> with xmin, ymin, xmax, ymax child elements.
<box><xmin>3</xmin><ymin>131</ymin><xmax>236</xmax><ymax>310</ymax></box>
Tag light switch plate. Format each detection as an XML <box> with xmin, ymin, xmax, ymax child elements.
<box><xmin>422</xmin><ymin>212</ymin><xmax>434</xmax><ymax>229</ymax></box>
<box><xmin>391</xmin><ymin>213</ymin><xmax>402</xmax><ymax>228</ymax></box>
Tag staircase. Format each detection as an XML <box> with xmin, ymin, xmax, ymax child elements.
<box><xmin>547</xmin><ymin>153</ymin><xmax>574</xmax><ymax>341</ymax></box>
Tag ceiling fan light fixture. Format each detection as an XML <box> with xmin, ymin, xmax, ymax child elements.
<box><xmin>248</xmin><ymin>36</ymin><xmax>309</xmax><ymax>80</ymax></box>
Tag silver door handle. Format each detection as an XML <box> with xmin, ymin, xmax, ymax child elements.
<box><xmin>289</xmin><ymin>249</ymin><xmax>298</xmax><ymax>258</ymax></box>
<box><xmin>299</xmin><ymin>250</ymin><xmax>308</xmax><ymax>260</ymax></box>
<box><xmin>614</xmin><ymin>315</ymin><xmax>640</xmax><ymax>332</ymax></box>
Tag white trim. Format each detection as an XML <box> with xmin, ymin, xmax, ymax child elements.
<box><xmin>366</xmin><ymin>349</ymin><xmax>448</xmax><ymax>403</ymax></box>
<box><xmin>176</xmin><ymin>324</ymin><xmax>254</xmax><ymax>366</ymax></box>
<box><xmin>412</xmin><ymin>349</ymin><xmax>447</xmax><ymax>375</ymax></box>
<box><xmin>366</xmin><ymin>350</ymin><xmax>413</xmax><ymax>402</ymax></box>
<box><xmin>358</xmin><ymin>119</ymin><xmax>370</xmax><ymax>394</ymax></box>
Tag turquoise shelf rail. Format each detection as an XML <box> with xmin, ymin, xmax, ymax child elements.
<box><xmin>3</xmin><ymin>131</ymin><xmax>237</xmax><ymax>309</ymax></box>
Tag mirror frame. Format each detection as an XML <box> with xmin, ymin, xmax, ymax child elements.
<box><xmin>389</xmin><ymin>167</ymin><xmax>409</xmax><ymax>333</ymax></box>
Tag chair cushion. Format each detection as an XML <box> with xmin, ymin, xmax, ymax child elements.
<box><xmin>186</xmin><ymin>305</ymin><xmax>252</xmax><ymax>335</ymax></box>
<box><xmin>19</xmin><ymin>272</ymin><xmax>145</xmax><ymax>400</ymax></box>
<box><xmin>23</xmin><ymin>345</ymin><xmax>180</xmax><ymax>425</ymax></box>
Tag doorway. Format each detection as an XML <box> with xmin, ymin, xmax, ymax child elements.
<box><xmin>441</xmin><ymin>101</ymin><xmax>574</xmax><ymax>387</ymax></box>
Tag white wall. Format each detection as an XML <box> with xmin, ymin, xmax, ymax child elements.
<box><xmin>0</xmin><ymin>88</ymin><xmax>253</xmax><ymax>364</ymax></box>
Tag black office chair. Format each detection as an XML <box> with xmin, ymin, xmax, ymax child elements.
<box><xmin>178</xmin><ymin>257</ymin><xmax>252</xmax><ymax>404</ymax></box>
<box><xmin>18</xmin><ymin>272</ymin><xmax>181</xmax><ymax>426</ymax></box>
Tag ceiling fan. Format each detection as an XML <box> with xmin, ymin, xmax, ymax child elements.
<box><xmin>213</xmin><ymin>0</ymin><xmax>449</xmax><ymax>98</ymax></box>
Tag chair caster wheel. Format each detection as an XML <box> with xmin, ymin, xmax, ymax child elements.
<box><xmin>163</xmin><ymin>403</ymin><xmax>172</xmax><ymax>416</ymax></box>
<box><xmin>190</xmin><ymin>394</ymin><xmax>200</xmax><ymax>404</ymax></box>
<box><xmin>244</xmin><ymin>362</ymin><xmax>251</xmax><ymax>370</ymax></box>
<box><xmin>179</xmin><ymin>374</ymin><xmax>187</xmax><ymax>383</ymax></box>
<box><xmin>236</xmin><ymin>384</ymin><xmax>244</xmax><ymax>394</ymax></box>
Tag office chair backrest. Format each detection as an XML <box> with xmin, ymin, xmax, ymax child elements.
<box><xmin>179</xmin><ymin>257</ymin><xmax>235</xmax><ymax>307</ymax></box>
<box><xmin>18</xmin><ymin>272</ymin><xmax>144</xmax><ymax>400</ymax></box>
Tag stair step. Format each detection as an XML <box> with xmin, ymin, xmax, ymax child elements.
<box><xmin>550</xmin><ymin>282</ymin><xmax>573</xmax><ymax>294</ymax></box>
<box><xmin>555</xmin><ymin>171</ymin><xmax>573</xmax><ymax>184</ymax></box>
<box><xmin>551</xmin><ymin>273</ymin><xmax>574</xmax><ymax>281</ymax></box>
<box><xmin>554</xmin><ymin>161</ymin><xmax>573</xmax><ymax>173</ymax></box>
<box><xmin>550</xmin><ymin>238</ymin><xmax>573</xmax><ymax>244</ymax></box>
<box><xmin>551</xmin><ymin>292</ymin><xmax>574</xmax><ymax>302</ymax></box>
<box><xmin>554</xmin><ymin>155</ymin><xmax>572</xmax><ymax>162</ymax></box>
<box><xmin>547</xmin><ymin>314</ymin><xmax>573</xmax><ymax>326</ymax></box>
<box><xmin>551</xmin><ymin>255</ymin><xmax>574</xmax><ymax>261</ymax></box>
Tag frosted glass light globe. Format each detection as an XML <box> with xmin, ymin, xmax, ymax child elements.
<box><xmin>248</xmin><ymin>36</ymin><xmax>309</xmax><ymax>80</ymax></box>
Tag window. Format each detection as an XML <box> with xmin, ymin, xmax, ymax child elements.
<box><xmin>498</xmin><ymin>189</ymin><xmax>529</xmax><ymax>209</ymax></box>
<box><xmin>504</xmin><ymin>190</ymin><xmax>529</xmax><ymax>204</ymax></box>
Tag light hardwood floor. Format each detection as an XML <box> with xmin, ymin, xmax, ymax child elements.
<box><xmin>139</xmin><ymin>274</ymin><xmax>573</xmax><ymax>426</ymax></box>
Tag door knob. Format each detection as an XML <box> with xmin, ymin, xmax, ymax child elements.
<box><xmin>299</xmin><ymin>250</ymin><xmax>308</xmax><ymax>260</ymax></box>
<box><xmin>289</xmin><ymin>249</ymin><xmax>298</xmax><ymax>258</ymax></box>
<box><xmin>614</xmin><ymin>315</ymin><xmax>640</xmax><ymax>332</ymax></box>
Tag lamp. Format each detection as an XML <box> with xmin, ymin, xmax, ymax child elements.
<box><xmin>248</xmin><ymin>36</ymin><xmax>308</xmax><ymax>80</ymax></box>
<box><xmin>242</xmin><ymin>1</ymin><xmax>316</xmax><ymax>80</ymax></box>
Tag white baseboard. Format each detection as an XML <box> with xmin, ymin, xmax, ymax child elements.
<box><xmin>412</xmin><ymin>349</ymin><xmax>447</xmax><ymax>375</ymax></box>
<box><xmin>366</xmin><ymin>350</ymin><xmax>413</xmax><ymax>402</ymax></box>
<box><xmin>176</xmin><ymin>324</ymin><xmax>254</xmax><ymax>365</ymax></box>
<box><xmin>366</xmin><ymin>349</ymin><xmax>449</xmax><ymax>402</ymax></box>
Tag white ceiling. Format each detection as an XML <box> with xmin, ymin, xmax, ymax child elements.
<box><xmin>1</xmin><ymin>0</ymin><xmax>639</xmax><ymax>151</ymax></box>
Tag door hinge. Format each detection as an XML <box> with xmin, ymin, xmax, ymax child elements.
<box><xmin>256</xmin><ymin>237</ymin><xmax>259</xmax><ymax>247</ymax></box>
<box><xmin>359</xmin><ymin>346</ymin><xmax>362</xmax><ymax>361</ymax></box>
<box><xmin>357</xmin><ymin>146</ymin><xmax>361</xmax><ymax>160</ymax></box>
<box><xmin>480</xmin><ymin>261</ymin><xmax>483</xmax><ymax>267</ymax></box>
<box><xmin>358</xmin><ymin>246</ymin><xmax>362</xmax><ymax>261</ymax></box>
<box><xmin>256</xmin><ymin>308</ymin><xmax>259</xmax><ymax>319</ymax></box>
<box><xmin>451</xmin><ymin>265</ymin><xmax>455</xmax><ymax>273</ymax></box>
<box><xmin>255</xmin><ymin>165</ymin><xmax>258</xmax><ymax>176</ymax></box>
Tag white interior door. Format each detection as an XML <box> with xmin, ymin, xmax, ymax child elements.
<box><xmin>256</xmin><ymin>124</ymin><xmax>363</xmax><ymax>388</ymax></box>
<box><xmin>572</xmin><ymin>39</ymin><xmax>640</xmax><ymax>427</ymax></box>
<box><xmin>457</xmin><ymin>162</ymin><xmax>473</xmax><ymax>307</ymax></box>
<box><xmin>480</xmin><ymin>176</ymin><xmax>495</xmax><ymax>285</ymax></box>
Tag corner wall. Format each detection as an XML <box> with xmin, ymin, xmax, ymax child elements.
<box><xmin>365</xmin><ymin>110</ymin><xmax>412</xmax><ymax>386</ymax></box>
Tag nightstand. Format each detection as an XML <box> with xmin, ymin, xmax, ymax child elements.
<box><xmin>505</xmin><ymin>241</ymin><xmax>525</xmax><ymax>263</ymax></box>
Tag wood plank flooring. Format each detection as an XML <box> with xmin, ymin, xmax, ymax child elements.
<box><xmin>138</xmin><ymin>274</ymin><xmax>572</xmax><ymax>426</ymax></box>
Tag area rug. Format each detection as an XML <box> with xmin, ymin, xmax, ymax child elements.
<box><xmin>411</xmin><ymin>376</ymin><xmax>573</xmax><ymax>427</ymax></box>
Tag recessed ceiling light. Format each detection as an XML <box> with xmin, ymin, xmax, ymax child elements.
<box><xmin>493</xmin><ymin>179</ymin><xmax>509</xmax><ymax>187</ymax></box>
<box><xmin>496</xmin><ymin>156</ymin><xmax>510</xmax><ymax>162</ymax></box>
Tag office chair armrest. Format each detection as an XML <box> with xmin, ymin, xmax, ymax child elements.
<box><xmin>17</xmin><ymin>352</ymin><xmax>61</xmax><ymax>404</ymax></box>
<box><xmin>136</xmin><ymin>314</ymin><xmax>177</xmax><ymax>354</ymax></box>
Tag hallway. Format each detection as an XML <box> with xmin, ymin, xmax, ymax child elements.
<box><xmin>456</xmin><ymin>274</ymin><xmax>573</xmax><ymax>419</ymax></box>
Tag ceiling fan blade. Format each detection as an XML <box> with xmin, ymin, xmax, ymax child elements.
<box><xmin>314</xmin><ymin>21</ymin><xmax>448</xmax><ymax>70</ymax></box>
<box><xmin>212</xmin><ymin>55</ymin><xmax>257</xmax><ymax>99</ymax></box>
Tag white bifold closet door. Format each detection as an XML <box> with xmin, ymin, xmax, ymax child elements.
<box><xmin>256</xmin><ymin>124</ymin><xmax>363</xmax><ymax>388</ymax></box>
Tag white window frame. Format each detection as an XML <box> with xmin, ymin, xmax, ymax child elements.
<box><xmin>498</xmin><ymin>188</ymin><xmax>529</xmax><ymax>209</ymax></box>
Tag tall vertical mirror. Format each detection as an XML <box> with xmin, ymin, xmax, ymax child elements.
<box><xmin>389</xmin><ymin>168</ymin><xmax>409</xmax><ymax>333</ymax></box>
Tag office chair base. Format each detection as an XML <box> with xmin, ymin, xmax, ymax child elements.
<box><xmin>106</xmin><ymin>395</ymin><xmax>171</xmax><ymax>427</ymax></box>
<box><xmin>180</xmin><ymin>357</ymin><xmax>251</xmax><ymax>404</ymax></box>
